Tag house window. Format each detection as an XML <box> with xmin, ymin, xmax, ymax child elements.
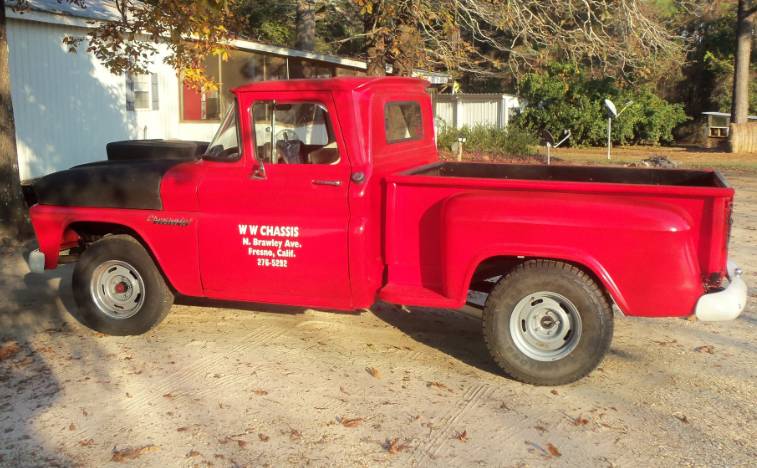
<box><xmin>126</xmin><ymin>73</ymin><xmax>159</xmax><ymax>111</ymax></box>
<box><xmin>181</xmin><ymin>51</ymin><xmax>293</xmax><ymax>122</ymax></box>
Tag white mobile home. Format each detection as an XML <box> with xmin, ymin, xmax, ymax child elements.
<box><xmin>6</xmin><ymin>0</ymin><xmax>448</xmax><ymax>181</ymax></box>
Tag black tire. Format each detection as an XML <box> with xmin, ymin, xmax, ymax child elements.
<box><xmin>72</xmin><ymin>235</ymin><xmax>174</xmax><ymax>335</ymax></box>
<box><xmin>483</xmin><ymin>260</ymin><xmax>613</xmax><ymax>386</ymax></box>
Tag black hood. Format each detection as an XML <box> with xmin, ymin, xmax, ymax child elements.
<box><xmin>34</xmin><ymin>158</ymin><xmax>191</xmax><ymax>210</ymax></box>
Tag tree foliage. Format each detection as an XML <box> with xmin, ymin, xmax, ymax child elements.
<box><xmin>676</xmin><ymin>1</ymin><xmax>757</xmax><ymax>116</ymax></box>
<box><xmin>516</xmin><ymin>64</ymin><xmax>689</xmax><ymax>146</ymax></box>
<box><xmin>16</xmin><ymin>0</ymin><xmax>245</xmax><ymax>90</ymax></box>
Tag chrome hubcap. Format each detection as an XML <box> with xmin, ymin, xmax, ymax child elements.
<box><xmin>90</xmin><ymin>260</ymin><xmax>145</xmax><ymax>319</ymax></box>
<box><xmin>509</xmin><ymin>291</ymin><xmax>582</xmax><ymax>361</ymax></box>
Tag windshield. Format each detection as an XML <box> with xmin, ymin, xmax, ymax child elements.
<box><xmin>204</xmin><ymin>104</ymin><xmax>240</xmax><ymax>161</ymax></box>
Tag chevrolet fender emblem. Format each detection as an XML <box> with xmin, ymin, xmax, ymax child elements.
<box><xmin>147</xmin><ymin>215</ymin><xmax>192</xmax><ymax>227</ymax></box>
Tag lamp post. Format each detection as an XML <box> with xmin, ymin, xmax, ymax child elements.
<box><xmin>603</xmin><ymin>99</ymin><xmax>633</xmax><ymax>160</ymax></box>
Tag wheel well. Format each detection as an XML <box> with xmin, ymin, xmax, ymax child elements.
<box><xmin>68</xmin><ymin>222</ymin><xmax>143</xmax><ymax>244</ymax></box>
<box><xmin>66</xmin><ymin>222</ymin><xmax>176</xmax><ymax>292</ymax></box>
<box><xmin>469</xmin><ymin>256</ymin><xmax>612</xmax><ymax>302</ymax></box>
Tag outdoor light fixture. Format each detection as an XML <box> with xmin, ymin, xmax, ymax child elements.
<box><xmin>603</xmin><ymin>99</ymin><xmax>633</xmax><ymax>160</ymax></box>
<box><xmin>545</xmin><ymin>130</ymin><xmax>571</xmax><ymax>165</ymax></box>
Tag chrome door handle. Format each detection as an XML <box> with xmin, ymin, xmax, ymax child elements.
<box><xmin>312</xmin><ymin>179</ymin><xmax>342</xmax><ymax>186</ymax></box>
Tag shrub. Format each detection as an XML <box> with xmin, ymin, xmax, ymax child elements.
<box><xmin>515</xmin><ymin>63</ymin><xmax>689</xmax><ymax>146</ymax></box>
<box><xmin>436</xmin><ymin>124</ymin><xmax>538</xmax><ymax>157</ymax></box>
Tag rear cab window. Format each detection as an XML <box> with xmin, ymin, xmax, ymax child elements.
<box><xmin>385</xmin><ymin>101</ymin><xmax>423</xmax><ymax>143</ymax></box>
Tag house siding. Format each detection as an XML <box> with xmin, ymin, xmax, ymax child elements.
<box><xmin>7</xmin><ymin>18</ymin><xmax>220</xmax><ymax>180</ymax></box>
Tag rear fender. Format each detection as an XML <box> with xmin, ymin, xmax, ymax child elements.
<box><xmin>441</xmin><ymin>191</ymin><xmax>703</xmax><ymax>317</ymax></box>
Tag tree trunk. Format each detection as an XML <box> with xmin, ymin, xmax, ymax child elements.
<box><xmin>391</xmin><ymin>1</ymin><xmax>421</xmax><ymax>77</ymax></box>
<box><xmin>730</xmin><ymin>0</ymin><xmax>755</xmax><ymax>124</ymax></box>
<box><xmin>365</xmin><ymin>34</ymin><xmax>386</xmax><ymax>76</ymax></box>
<box><xmin>0</xmin><ymin>0</ymin><xmax>31</xmax><ymax>239</ymax></box>
<box><xmin>363</xmin><ymin>4</ymin><xmax>386</xmax><ymax>77</ymax></box>
<box><xmin>393</xmin><ymin>25</ymin><xmax>421</xmax><ymax>76</ymax></box>
<box><xmin>295</xmin><ymin>0</ymin><xmax>316</xmax><ymax>52</ymax></box>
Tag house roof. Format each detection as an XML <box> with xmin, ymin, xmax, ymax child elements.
<box><xmin>701</xmin><ymin>111</ymin><xmax>757</xmax><ymax>120</ymax></box>
<box><xmin>6</xmin><ymin>0</ymin><xmax>449</xmax><ymax>84</ymax></box>
<box><xmin>8</xmin><ymin>0</ymin><xmax>122</xmax><ymax>22</ymax></box>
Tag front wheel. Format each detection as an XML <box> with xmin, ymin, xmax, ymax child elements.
<box><xmin>72</xmin><ymin>235</ymin><xmax>174</xmax><ymax>335</ymax></box>
<box><xmin>483</xmin><ymin>260</ymin><xmax>613</xmax><ymax>385</ymax></box>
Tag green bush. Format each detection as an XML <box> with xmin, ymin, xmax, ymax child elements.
<box><xmin>516</xmin><ymin>63</ymin><xmax>689</xmax><ymax>146</ymax></box>
<box><xmin>436</xmin><ymin>124</ymin><xmax>538</xmax><ymax>157</ymax></box>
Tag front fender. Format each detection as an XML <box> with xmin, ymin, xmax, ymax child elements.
<box><xmin>441</xmin><ymin>191</ymin><xmax>703</xmax><ymax>317</ymax></box>
<box><xmin>29</xmin><ymin>204</ymin><xmax>202</xmax><ymax>297</ymax></box>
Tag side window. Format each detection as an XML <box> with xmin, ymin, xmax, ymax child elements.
<box><xmin>251</xmin><ymin>101</ymin><xmax>340</xmax><ymax>165</ymax></box>
<box><xmin>385</xmin><ymin>101</ymin><xmax>423</xmax><ymax>143</ymax></box>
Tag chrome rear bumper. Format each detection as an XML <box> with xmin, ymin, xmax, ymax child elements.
<box><xmin>695</xmin><ymin>261</ymin><xmax>748</xmax><ymax>321</ymax></box>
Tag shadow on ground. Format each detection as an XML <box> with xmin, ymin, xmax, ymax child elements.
<box><xmin>370</xmin><ymin>302</ymin><xmax>502</xmax><ymax>376</ymax></box>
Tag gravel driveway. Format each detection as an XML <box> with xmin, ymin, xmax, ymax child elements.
<box><xmin>1</xmin><ymin>171</ymin><xmax>755</xmax><ymax>467</ymax></box>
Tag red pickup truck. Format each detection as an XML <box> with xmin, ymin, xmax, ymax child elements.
<box><xmin>27</xmin><ymin>77</ymin><xmax>747</xmax><ymax>385</ymax></box>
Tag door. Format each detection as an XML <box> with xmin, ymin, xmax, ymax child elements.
<box><xmin>197</xmin><ymin>92</ymin><xmax>353</xmax><ymax>309</ymax></box>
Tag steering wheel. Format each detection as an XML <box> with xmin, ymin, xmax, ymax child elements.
<box><xmin>274</xmin><ymin>129</ymin><xmax>303</xmax><ymax>164</ymax></box>
<box><xmin>275</xmin><ymin>129</ymin><xmax>299</xmax><ymax>142</ymax></box>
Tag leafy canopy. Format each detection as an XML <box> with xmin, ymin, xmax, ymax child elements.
<box><xmin>516</xmin><ymin>64</ymin><xmax>689</xmax><ymax>146</ymax></box>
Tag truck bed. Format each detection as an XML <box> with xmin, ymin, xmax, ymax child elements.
<box><xmin>406</xmin><ymin>162</ymin><xmax>728</xmax><ymax>188</ymax></box>
<box><xmin>381</xmin><ymin>161</ymin><xmax>734</xmax><ymax>316</ymax></box>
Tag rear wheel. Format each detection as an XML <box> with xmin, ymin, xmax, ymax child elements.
<box><xmin>482</xmin><ymin>260</ymin><xmax>613</xmax><ymax>385</ymax></box>
<box><xmin>72</xmin><ymin>235</ymin><xmax>174</xmax><ymax>335</ymax></box>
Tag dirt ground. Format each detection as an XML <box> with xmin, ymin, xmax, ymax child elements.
<box><xmin>1</xmin><ymin>169</ymin><xmax>755</xmax><ymax>467</ymax></box>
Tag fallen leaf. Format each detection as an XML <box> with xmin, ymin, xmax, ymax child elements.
<box><xmin>426</xmin><ymin>381</ymin><xmax>450</xmax><ymax>391</ymax></box>
<box><xmin>0</xmin><ymin>341</ymin><xmax>20</xmax><ymax>361</ymax></box>
<box><xmin>78</xmin><ymin>438</ymin><xmax>95</xmax><ymax>447</ymax></box>
<box><xmin>177</xmin><ymin>427</ymin><xmax>189</xmax><ymax>432</ymax></box>
<box><xmin>653</xmin><ymin>339</ymin><xmax>677</xmax><ymax>346</ymax></box>
<box><xmin>694</xmin><ymin>345</ymin><xmax>715</xmax><ymax>354</ymax></box>
<box><xmin>253</xmin><ymin>389</ymin><xmax>268</xmax><ymax>396</ymax></box>
<box><xmin>366</xmin><ymin>367</ymin><xmax>380</xmax><ymax>378</ymax></box>
<box><xmin>547</xmin><ymin>443</ymin><xmax>561</xmax><ymax>457</ymax></box>
<box><xmin>340</xmin><ymin>417</ymin><xmax>363</xmax><ymax>428</ymax></box>
<box><xmin>574</xmin><ymin>416</ymin><xmax>589</xmax><ymax>426</ymax></box>
<box><xmin>258</xmin><ymin>433</ymin><xmax>269</xmax><ymax>442</ymax></box>
<box><xmin>455</xmin><ymin>430</ymin><xmax>468</xmax><ymax>442</ymax></box>
<box><xmin>386</xmin><ymin>438</ymin><xmax>408</xmax><ymax>454</ymax></box>
<box><xmin>186</xmin><ymin>450</ymin><xmax>201</xmax><ymax>458</ymax></box>
<box><xmin>111</xmin><ymin>445</ymin><xmax>159</xmax><ymax>462</ymax></box>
